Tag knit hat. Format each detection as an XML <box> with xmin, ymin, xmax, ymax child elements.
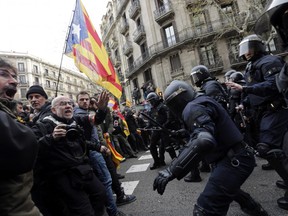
<box><xmin>26</xmin><ymin>85</ymin><xmax>48</xmax><ymax>99</ymax></box>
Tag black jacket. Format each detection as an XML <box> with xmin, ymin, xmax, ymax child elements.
<box><xmin>32</xmin><ymin>110</ymin><xmax>106</xmax><ymax>176</ymax></box>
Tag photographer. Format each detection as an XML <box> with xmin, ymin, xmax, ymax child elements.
<box><xmin>32</xmin><ymin>93</ymin><xmax>109</xmax><ymax>216</ymax></box>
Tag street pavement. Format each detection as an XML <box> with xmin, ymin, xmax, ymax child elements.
<box><xmin>115</xmin><ymin>149</ymin><xmax>288</xmax><ymax>216</ymax></box>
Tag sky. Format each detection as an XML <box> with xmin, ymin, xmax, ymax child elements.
<box><xmin>0</xmin><ymin>0</ymin><xmax>109</xmax><ymax>69</ymax></box>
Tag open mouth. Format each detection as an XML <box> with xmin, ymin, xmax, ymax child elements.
<box><xmin>5</xmin><ymin>86</ymin><xmax>17</xmax><ymax>99</ymax></box>
<box><xmin>64</xmin><ymin>110</ymin><xmax>72</xmax><ymax>114</ymax></box>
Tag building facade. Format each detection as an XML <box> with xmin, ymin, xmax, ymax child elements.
<box><xmin>0</xmin><ymin>51</ymin><xmax>101</xmax><ymax>103</ymax></box>
<box><xmin>100</xmin><ymin>0</ymin><xmax>287</xmax><ymax>103</ymax></box>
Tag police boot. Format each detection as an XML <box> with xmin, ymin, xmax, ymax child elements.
<box><xmin>235</xmin><ymin>190</ymin><xmax>268</xmax><ymax>216</ymax></box>
<box><xmin>184</xmin><ymin>168</ymin><xmax>202</xmax><ymax>183</ymax></box>
<box><xmin>277</xmin><ymin>190</ymin><xmax>288</xmax><ymax>210</ymax></box>
<box><xmin>262</xmin><ymin>162</ymin><xmax>274</xmax><ymax>170</ymax></box>
<box><xmin>166</xmin><ymin>146</ymin><xmax>177</xmax><ymax>159</ymax></box>
<box><xmin>241</xmin><ymin>202</ymin><xmax>268</xmax><ymax>216</ymax></box>
<box><xmin>150</xmin><ymin>162</ymin><xmax>160</xmax><ymax>170</ymax></box>
<box><xmin>276</xmin><ymin>180</ymin><xmax>288</xmax><ymax>190</ymax></box>
<box><xmin>199</xmin><ymin>160</ymin><xmax>211</xmax><ymax>172</ymax></box>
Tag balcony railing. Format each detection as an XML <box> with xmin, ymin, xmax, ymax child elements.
<box><xmin>124</xmin><ymin>15</ymin><xmax>286</xmax><ymax>78</ymax></box>
<box><xmin>120</xmin><ymin>21</ymin><xmax>129</xmax><ymax>35</ymax></box>
<box><xmin>133</xmin><ymin>25</ymin><xmax>146</xmax><ymax>44</ymax></box>
<box><xmin>122</xmin><ymin>41</ymin><xmax>133</xmax><ymax>56</ymax></box>
<box><xmin>129</xmin><ymin>0</ymin><xmax>141</xmax><ymax>20</ymax></box>
<box><xmin>112</xmin><ymin>56</ymin><xmax>121</xmax><ymax>67</ymax></box>
<box><xmin>110</xmin><ymin>39</ymin><xmax>118</xmax><ymax>49</ymax></box>
<box><xmin>200</xmin><ymin>57</ymin><xmax>224</xmax><ymax>72</ymax></box>
<box><xmin>153</xmin><ymin>1</ymin><xmax>174</xmax><ymax>24</ymax></box>
<box><xmin>116</xmin><ymin>0</ymin><xmax>129</xmax><ymax>16</ymax></box>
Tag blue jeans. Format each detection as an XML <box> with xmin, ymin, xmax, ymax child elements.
<box><xmin>89</xmin><ymin>151</ymin><xmax>117</xmax><ymax>216</ymax></box>
<box><xmin>196</xmin><ymin>148</ymin><xmax>255</xmax><ymax>215</ymax></box>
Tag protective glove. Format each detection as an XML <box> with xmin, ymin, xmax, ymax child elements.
<box><xmin>153</xmin><ymin>167</ymin><xmax>175</xmax><ymax>195</ymax></box>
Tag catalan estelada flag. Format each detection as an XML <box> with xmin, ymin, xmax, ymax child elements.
<box><xmin>65</xmin><ymin>0</ymin><xmax>122</xmax><ymax>99</ymax></box>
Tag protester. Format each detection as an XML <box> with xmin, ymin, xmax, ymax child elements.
<box><xmin>89</xmin><ymin>96</ymin><xmax>137</xmax><ymax>207</ymax></box>
<box><xmin>26</xmin><ymin>84</ymin><xmax>51</xmax><ymax>124</ymax></box>
<box><xmin>32</xmin><ymin>93</ymin><xmax>109</xmax><ymax>216</ymax></box>
<box><xmin>0</xmin><ymin>58</ymin><xmax>41</xmax><ymax>216</ymax></box>
<box><xmin>74</xmin><ymin>91</ymin><xmax>127</xmax><ymax>216</ymax></box>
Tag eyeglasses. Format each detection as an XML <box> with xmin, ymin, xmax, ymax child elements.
<box><xmin>58</xmin><ymin>101</ymin><xmax>73</xmax><ymax>106</ymax></box>
<box><xmin>0</xmin><ymin>69</ymin><xmax>17</xmax><ymax>80</ymax></box>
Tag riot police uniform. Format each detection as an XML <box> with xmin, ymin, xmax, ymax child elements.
<box><xmin>146</xmin><ymin>92</ymin><xmax>177</xmax><ymax>170</ymax></box>
<box><xmin>186</xmin><ymin>65</ymin><xmax>229</xmax><ymax>182</ymax></box>
<box><xmin>238</xmin><ymin>35</ymin><xmax>288</xmax><ymax>178</ymax></box>
<box><xmin>191</xmin><ymin>65</ymin><xmax>228</xmax><ymax>110</ymax></box>
<box><xmin>153</xmin><ymin>80</ymin><xmax>267</xmax><ymax>215</ymax></box>
<box><xmin>254</xmin><ymin>0</ymin><xmax>288</xmax><ymax>210</ymax></box>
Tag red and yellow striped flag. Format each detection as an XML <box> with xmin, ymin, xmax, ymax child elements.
<box><xmin>65</xmin><ymin>0</ymin><xmax>122</xmax><ymax>99</ymax></box>
<box><xmin>104</xmin><ymin>133</ymin><xmax>124</xmax><ymax>168</ymax></box>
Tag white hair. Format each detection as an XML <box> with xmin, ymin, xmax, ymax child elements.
<box><xmin>51</xmin><ymin>96</ymin><xmax>70</xmax><ymax>108</ymax></box>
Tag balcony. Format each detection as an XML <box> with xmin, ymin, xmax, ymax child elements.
<box><xmin>120</xmin><ymin>21</ymin><xmax>129</xmax><ymax>35</ymax></box>
<box><xmin>133</xmin><ymin>25</ymin><xmax>146</xmax><ymax>44</ymax></box>
<box><xmin>110</xmin><ymin>39</ymin><xmax>118</xmax><ymax>49</ymax></box>
<box><xmin>116</xmin><ymin>0</ymin><xmax>129</xmax><ymax>16</ymax></box>
<box><xmin>18</xmin><ymin>81</ymin><xmax>29</xmax><ymax>87</ymax></box>
<box><xmin>200</xmin><ymin>57</ymin><xmax>224</xmax><ymax>73</ymax></box>
<box><xmin>43</xmin><ymin>72</ymin><xmax>57</xmax><ymax>80</ymax></box>
<box><xmin>228</xmin><ymin>51</ymin><xmax>246</xmax><ymax>69</ymax></box>
<box><xmin>112</xmin><ymin>56</ymin><xmax>121</xmax><ymax>67</ymax></box>
<box><xmin>122</xmin><ymin>41</ymin><xmax>133</xmax><ymax>56</ymax></box>
<box><xmin>66</xmin><ymin>79</ymin><xmax>73</xmax><ymax>84</ymax></box>
<box><xmin>45</xmin><ymin>84</ymin><xmax>56</xmax><ymax>90</ymax></box>
<box><xmin>129</xmin><ymin>0</ymin><xmax>141</xmax><ymax>20</ymax></box>
<box><xmin>154</xmin><ymin>1</ymin><xmax>174</xmax><ymax>25</ymax></box>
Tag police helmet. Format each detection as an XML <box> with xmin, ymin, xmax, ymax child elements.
<box><xmin>230</xmin><ymin>72</ymin><xmax>246</xmax><ymax>84</ymax></box>
<box><xmin>164</xmin><ymin>80</ymin><xmax>197</xmax><ymax>117</ymax></box>
<box><xmin>224</xmin><ymin>69</ymin><xmax>237</xmax><ymax>82</ymax></box>
<box><xmin>190</xmin><ymin>65</ymin><xmax>211</xmax><ymax>87</ymax></box>
<box><xmin>239</xmin><ymin>34</ymin><xmax>266</xmax><ymax>60</ymax></box>
<box><xmin>254</xmin><ymin>0</ymin><xmax>288</xmax><ymax>49</ymax></box>
<box><xmin>146</xmin><ymin>92</ymin><xmax>160</xmax><ymax>107</ymax></box>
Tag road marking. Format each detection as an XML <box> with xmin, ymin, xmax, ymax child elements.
<box><xmin>126</xmin><ymin>163</ymin><xmax>150</xmax><ymax>173</ymax></box>
<box><xmin>138</xmin><ymin>154</ymin><xmax>153</xmax><ymax>160</ymax></box>
<box><xmin>121</xmin><ymin>181</ymin><xmax>139</xmax><ymax>195</ymax></box>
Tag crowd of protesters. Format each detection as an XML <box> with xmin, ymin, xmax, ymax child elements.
<box><xmin>2</xmin><ymin>3</ymin><xmax>288</xmax><ymax>212</ymax></box>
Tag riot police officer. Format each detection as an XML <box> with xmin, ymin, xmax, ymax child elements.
<box><xmin>146</xmin><ymin>92</ymin><xmax>177</xmax><ymax>170</ymax></box>
<box><xmin>190</xmin><ymin>65</ymin><xmax>228</xmax><ymax>110</ymax></box>
<box><xmin>228</xmin><ymin>72</ymin><xmax>246</xmax><ymax>128</ymax></box>
<box><xmin>224</xmin><ymin>69</ymin><xmax>237</xmax><ymax>82</ymax></box>
<box><xmin>153</xmin><ymin>80</ymin><xmax>267</xmax><ymax>215</ymax></box>
<box><xmin>254</xmin><ymin>0</ymin><xmax>288</xmax><ymax>210</ymax></box>
<box><xmin>226</xmin><ymin>33</ymin><xmax>288</xmax><ymax>210</ymax></box>
<box><xmin>185</xmin><ymin>65</ymin><xmax>229</xmax><ymax>182</ymax></box>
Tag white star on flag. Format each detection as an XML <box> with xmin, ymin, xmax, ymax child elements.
<box><xmin>72</xmin><ymin>23</ymin><xmax>81</xmax><ymax>41</ymax></box>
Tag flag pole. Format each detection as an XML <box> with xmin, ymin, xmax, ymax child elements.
<box><xmin>55</xmin><ymin>0</ymin><xmax>78</xmax><ymax>97</ymax></box>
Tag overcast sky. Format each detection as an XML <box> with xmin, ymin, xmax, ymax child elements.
<box><xmin>0</xmin><ymin>0</ymin><xmax>109</xmax><ymax>69</ymax></box>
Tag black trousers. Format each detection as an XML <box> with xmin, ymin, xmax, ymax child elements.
<box><xmin>52</xmin><ymin>168</ymin><xmax>106</xmax><ymax>216</ymax></box>
<box><xmin>104</xmin><ymin>154</ymin><xmax>124</xmax><ymax>199</ymax></box>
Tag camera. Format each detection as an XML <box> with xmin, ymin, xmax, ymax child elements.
<box><xmin>65</xmin><ymin>125</ymin><xmax>83</xmax><ymax>141</ymax></box>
